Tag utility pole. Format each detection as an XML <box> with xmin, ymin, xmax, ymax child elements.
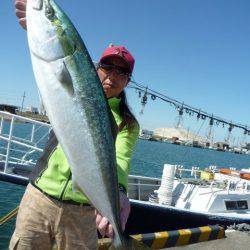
<box><xmin>21</xmin><ymin>92</ymin><xmax>26</xmax><ymax>113</ymax></box>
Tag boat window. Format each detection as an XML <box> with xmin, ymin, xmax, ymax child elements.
<box><xmin>225</xmin><ymin>201</ymin><xmax>237</xmax><ymax>210</ymax></box>
<box><xmin>237</xmin><ymin>200</ymin><xmax>248</xmax><ymax>210</ymax></box>
<box><xmin>225</xmin><ymin>200</ymin><xmax>248</xmax><ymax>210</ymax></box>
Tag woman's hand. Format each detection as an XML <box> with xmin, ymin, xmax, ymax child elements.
<box><xmin>15</xmin><ymin>0</ymin><xmax>27</xmax><ymax>30</ymax></box>
<box><xmin>95</xmin><ymin>191</ymin><xmax>131</xmax><ymax>238</ymax></box>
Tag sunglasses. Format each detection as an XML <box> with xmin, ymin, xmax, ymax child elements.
<box><xmin>98</xmin><ymin>63</ymin><xmax>131</xmax><ymax>77</ymax></box>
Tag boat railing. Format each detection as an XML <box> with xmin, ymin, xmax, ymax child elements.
<box><xmin>127</xmin><ymin>167</ymin><xmax>208</xmax><ymax>201</ymax></box>
<box><xmin>128</xmin><ymin>166</ymin><xmax>250</xmax><ymax>201</ymax></box>
<box><xmin>0</xmin><ymin>111</ymin><xmax>51</xmax><ymax>175</ymax></box>
<box><xmin>128</xmin><ymin>175</ymin><xmax>161</xmax><ymax>200</ymax></box>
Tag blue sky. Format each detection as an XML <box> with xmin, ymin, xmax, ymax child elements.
<box><xmin>1</xmin><ymin>0</ymin><xmax>250</xmax><ymax>143</ymax></box>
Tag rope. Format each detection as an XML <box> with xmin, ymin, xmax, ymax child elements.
<box><xmin>0</xmin><ymin>206</ymin><xmax>19</xmax><ymax>225</ymax></box>
<box><xmin>128</xmin><ymin>79</ymin><xmax>249</xmax><ymax>133</ymax></box>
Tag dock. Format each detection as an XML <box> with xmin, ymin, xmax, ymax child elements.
<box><xmin>168</xmin><ymin>230</ymin><xmax>249</xmax><ymax>250</ymax></box>
<box><xmin>98</xmin><ymin>229</ymin><xmax>249</xmax><ymax>249</ymax></box>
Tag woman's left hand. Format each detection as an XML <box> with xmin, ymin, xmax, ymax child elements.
<box><xmin>95</xmin><ymin>191</ymin><xmax>131</xmax><ymax>238</ymax></box>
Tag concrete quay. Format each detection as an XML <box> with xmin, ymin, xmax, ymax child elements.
<box><xmin>168</xmin><ymin>230</ymin><xmax>249</xmax><ymax>250</ymax></box>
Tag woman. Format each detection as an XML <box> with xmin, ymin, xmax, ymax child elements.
<box><xmin>11</xmin><ymin>1</ymin><xmax>139</xmax><ymax>249</ymax></box>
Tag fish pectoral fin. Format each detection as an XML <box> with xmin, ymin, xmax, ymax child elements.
<box><xmin>53</xmin><ymin>58</ymin><xmax>74</xmax><ymax>96</ymax></box>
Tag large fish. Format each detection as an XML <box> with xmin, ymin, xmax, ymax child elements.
<box><xmin>26</xmin><ymin>0</ymin><xmax>126</xmax><ymax>248</ymax></box>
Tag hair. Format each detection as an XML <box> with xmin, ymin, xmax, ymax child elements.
<box><xmin>118</xmin><ymin>91</ymin><xmax>138</xmax><ymax>132</ymax></box>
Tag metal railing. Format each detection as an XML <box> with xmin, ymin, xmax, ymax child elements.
<box><xmin>128</xmin><ymin>175</ymin><xmax>161</xmax><ymax>200</ymax></box>
<box><xmin>0</xmin><ymin>111</ymin><xmax>51</xmax><ymax>175</ymax></box>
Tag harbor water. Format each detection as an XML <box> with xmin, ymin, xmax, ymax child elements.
<box><xmin>1</xmin><ymin>138</ymin><xmax>250</xmax><ymax>249</ymax></box>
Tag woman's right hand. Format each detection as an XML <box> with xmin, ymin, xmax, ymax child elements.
<box><xmin>15</xmin><ymin>0</ymin><xmax>27</xmax><ymax>30</ymax></box>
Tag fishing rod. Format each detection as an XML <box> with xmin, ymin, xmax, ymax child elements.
<box><xmin>128</xmin><ymin>79</ymin><xmax>250</xmax><ymax>136</ymax></box>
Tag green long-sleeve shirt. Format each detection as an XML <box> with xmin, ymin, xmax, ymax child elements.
<box><xmin>34</xmin><ymin>97</ymin><xmax>139</xmax><ymax>204</ymax></box>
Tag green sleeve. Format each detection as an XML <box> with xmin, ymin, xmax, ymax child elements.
<box><xmin>115</xmin><ymin>123</ymin><xmax>140</xmax><ymax>191</ymax></box>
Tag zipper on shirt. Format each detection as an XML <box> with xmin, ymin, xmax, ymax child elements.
<box><xmin>59</xmin><ymin>172</ymin><xmax>72</xmax><ymax>200</ymax></box>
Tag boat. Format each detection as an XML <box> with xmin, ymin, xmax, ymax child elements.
<box><xmin>128</xmin><ymin>165</ymin><xmax>250</xmax><ymax>218</ymax></box>
<box><xmin>0</xmin><ymin>110</ymin><xmax>250</xmax><ymax>235</ymax></box>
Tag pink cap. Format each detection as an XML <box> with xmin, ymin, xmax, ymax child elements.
<box><xmin>99</xmin><ymin>45</ymin><xmax>135</xmax><ymax>74</ymax></box>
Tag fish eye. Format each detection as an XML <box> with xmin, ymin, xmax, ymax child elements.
<box><xmin>45</xmin><ymin>5</ymin><xmax>55</xmax><ymax>19</ymax></box>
